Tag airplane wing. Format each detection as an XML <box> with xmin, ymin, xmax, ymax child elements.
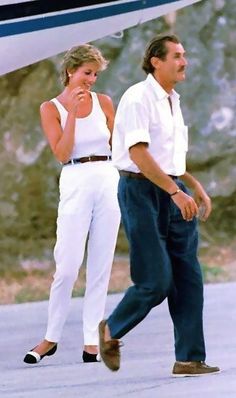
<box><xmin>0</xmin><ymin>0</ymin><xmax>201</xmax><ymax>76</ymax></box>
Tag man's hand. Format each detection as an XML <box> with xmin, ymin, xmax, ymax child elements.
<box><xmin>179</xmin><ymin>172</ymin><xmax>212</xmax><ymax>222</ymax></box>
<box><xmin>193</xmin><ymin>185</ymin><xmax>212</xmax><ymax>221</ymax></box>
<box><xmin>171</xmin><ymin>190</ymin><xmax>198</xmax><ymax>221</ymax></box>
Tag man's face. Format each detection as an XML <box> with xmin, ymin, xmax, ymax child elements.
<box><xmin>154</xmin><ymin>41</ymin><xmax>188</xmax><ymax>86</ymax></box>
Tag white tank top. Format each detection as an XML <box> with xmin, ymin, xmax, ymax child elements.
<box><xmin>51</xmin><ymin>92</ymin><xmax>111</xmax><ymax>158</ymax></box>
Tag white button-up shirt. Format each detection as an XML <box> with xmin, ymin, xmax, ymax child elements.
<box><xmin>112</xmin><ymin>73</ymin><xmax>188</xmax><ymax>176</ymax></box>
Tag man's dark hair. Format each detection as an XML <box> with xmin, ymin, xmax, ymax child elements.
<box><xmin>142</xmin><ymin>34</ymin><xmax>180</xmax><ymax>74</ymax></box>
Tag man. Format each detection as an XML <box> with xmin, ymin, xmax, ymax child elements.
<box><xmin>99</xmin><ymin>34</ymin><xmax>220</xmax><ymax>377</ymax></box>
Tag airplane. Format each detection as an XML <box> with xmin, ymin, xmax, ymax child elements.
<box><xmin>0</xmin><ymin>0</ymin><xmax>201</xmax><ymax>76</ymax></box>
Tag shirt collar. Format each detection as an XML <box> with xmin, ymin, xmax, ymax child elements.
<box><xmin>146</xmin><ymin>73</ymin><xmax>180</xmax><ymax>101</ymax></box>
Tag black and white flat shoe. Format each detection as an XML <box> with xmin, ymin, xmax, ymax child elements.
<box><xmin>23</xmin><ymin>344</ymin><xmax>57</xmax><ymax>364</ymax></box>
<box><xmin>82</xmin><ymin>351</ymin><xmax>101</xmax><ymax>363</ymax></box>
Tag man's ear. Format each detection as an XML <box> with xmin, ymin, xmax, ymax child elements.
<box><xmin>150</xmin><ymin>56</ymin><xmax>160</xmax><ymax>70</ymax></box>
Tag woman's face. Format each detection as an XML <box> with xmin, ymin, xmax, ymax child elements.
<box><xmin>68</xmin><ymin>62</ymin><xmax>100</xmax><ymax>90</ymax></box>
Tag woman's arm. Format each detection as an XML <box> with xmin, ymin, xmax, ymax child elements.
<box><xmin>40</xmin><ymin>101</ymin><xmax>76</xmax><ymax>163</ymax></box>
<box><xmin>97</xmin><ymin>93</ymin><xmax>115</xmax><ymax>146</ymax></box>
<box><xmin>40</xmin><ymin>88</ymin><xmax>84</xmax><ymax>163</ymax></box>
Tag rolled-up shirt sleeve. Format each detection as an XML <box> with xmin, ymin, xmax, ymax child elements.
<box><xmin>123</xmin><ymin>101</ymin><xmax>151</xmax><ymax>150</ymax></box>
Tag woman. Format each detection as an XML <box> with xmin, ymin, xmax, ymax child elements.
<box><xmin>23</xmin><ymin>44</ymin><xmax>120</xmax><ymax>364</ymax></box>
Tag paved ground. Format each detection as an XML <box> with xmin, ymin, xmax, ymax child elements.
<box><xmin>0</xmin><ymin>282</ymin><xmax>235</xmax><ymax>398</ymax></box>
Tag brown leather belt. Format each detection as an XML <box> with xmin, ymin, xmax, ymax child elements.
<box><xmin>119</xmin><ymin>170</ymin><xmax>178</xmax><ymax>180</ymax></box>
<box><xmin>64</xmin><ymin>155</ymin><xmax>111</xmax><ymax>165</ymax></box>
<box><xmin>119</xmin><ymin>170</ymin><xmax>146</xmax><ymax>179</ymax></box>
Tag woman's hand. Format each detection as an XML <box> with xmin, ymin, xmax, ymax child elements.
<box><xmin>67</xmin><ymin>87</ymin><xmax>87</xmax><ymax>113</ymax></box>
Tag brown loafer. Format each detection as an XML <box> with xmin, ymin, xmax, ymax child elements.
<box><xmin>99</xmin><ymin>320</ymin><xmax>120</xmax><ymax>371</ymax></box>
<box><xmin>172</xmin><ymin>361</ymin><xmax>220</xmax><ymax>377</ymax></box>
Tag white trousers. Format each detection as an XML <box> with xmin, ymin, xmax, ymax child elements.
<box><xmin>45</xmin><ymin>162</ymin><xmax>120</xmax><ymax>345</ymax></box>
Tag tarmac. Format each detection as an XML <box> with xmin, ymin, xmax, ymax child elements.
<box><xmin>0</xmin><ymin>282</ymin><xmax>235</xmax><ymax>398</ymax></box>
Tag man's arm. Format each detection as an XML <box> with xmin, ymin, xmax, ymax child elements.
<box><xmin>179</xmin><ymin>172</ymin><xmax>212</xmax><ymax>221</ymax></box>
<box><xmin>129</xmin><ymin>143</ymin><xmax>199</xmax><ymax>221</ymax></box>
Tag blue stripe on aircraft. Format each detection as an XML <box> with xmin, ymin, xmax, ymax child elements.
<box><xmin>0</xmin><ymin>0</ymin><xmax>177</xmax><ymax>38</ymax></box>
<box><xmin>0</xmin><ymin>0</ymin><xmax>119</xmax><ymax>22</ymax></box>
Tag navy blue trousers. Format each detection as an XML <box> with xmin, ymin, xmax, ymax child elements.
<box><xmin>107</xmin><ymin>176</ymin><xmax>206</xmax><ymax>361</ymax></box>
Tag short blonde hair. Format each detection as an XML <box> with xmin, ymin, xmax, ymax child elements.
<box><xmin>60</xmin><ymin>44</ymin><xmax>109</xmax><ymax>86</ymax></box>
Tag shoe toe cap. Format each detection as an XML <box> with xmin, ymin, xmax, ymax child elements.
<box><xmin>23</xmin><ymin>351</ymin><xmax>41</xmax><ymax>364</ymax></box>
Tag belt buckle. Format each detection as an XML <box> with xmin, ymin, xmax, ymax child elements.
<box><xmin>88</xmin><ymin>156</ymin><xmax>92</xmax><ymax>162</ymax></box>
<box><xmin>71</xmin><ymin>159</ymin><xmax>75</xmax><ymax>165</ymax></box>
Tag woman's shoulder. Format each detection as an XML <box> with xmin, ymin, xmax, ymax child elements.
<box><xmin>95</xmin><ymin>92</ymin><xmax>113</xmax><ymax>109</ymax></box>
<box><xmin>40</xmin><ymin>98</ymin><xmax>61</xmax><ymax>118</ymax></box>
<box><xmin>93</xmin><ymin>92</ymin><xmax>115</xmax><ymax>121</ymax></box>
